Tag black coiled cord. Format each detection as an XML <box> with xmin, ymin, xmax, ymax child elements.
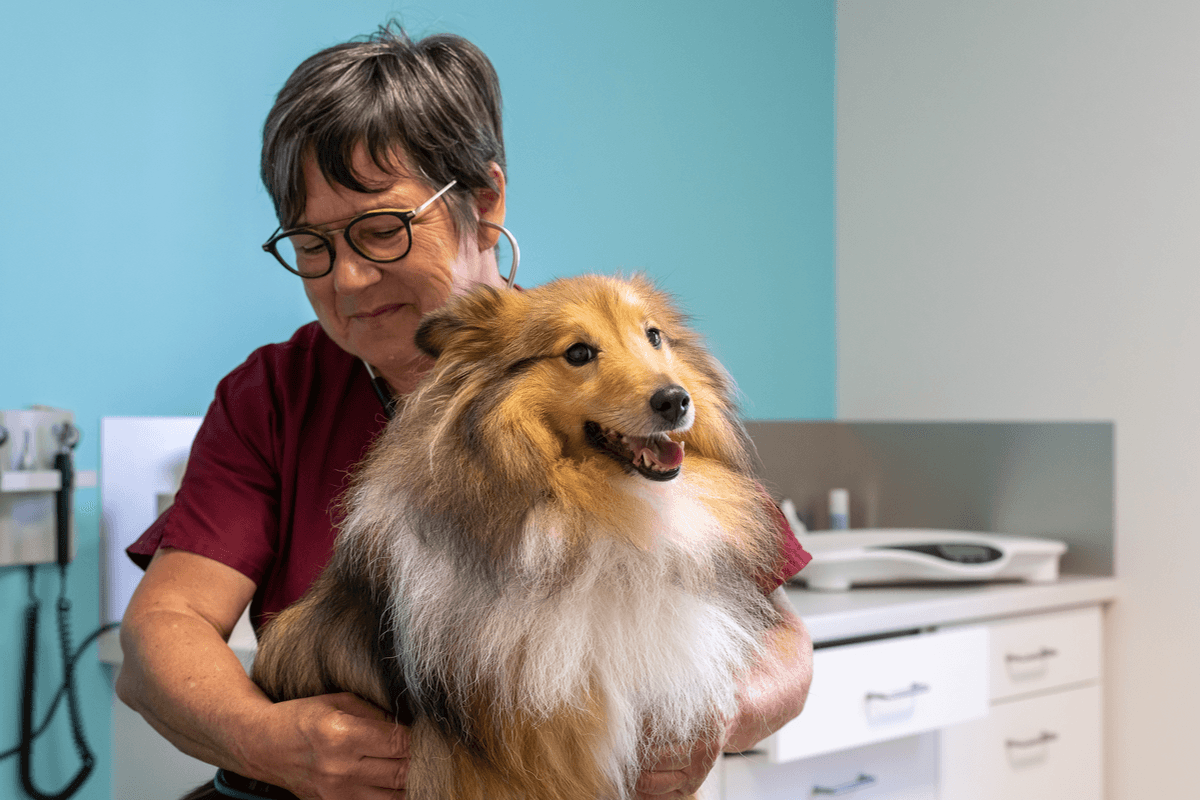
<box><xmin>3</xmin><ymin>429</ymin><xmax>115</xmax><ymax>800</ymax></box>
<box><xmin>13</xmin><ymin>563</ymin><xmax>113</xmax><ymax>800</ymax></box>
<box><xmin>0</xmin><ymin>570</ymin><xmax>116</xmax><ymax>766</ymax></box>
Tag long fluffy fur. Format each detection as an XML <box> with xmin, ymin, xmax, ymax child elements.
<box><xmin>232</xmin><ymin>275</ymin><xmax>783</xmax><ymax>800</ymax></box>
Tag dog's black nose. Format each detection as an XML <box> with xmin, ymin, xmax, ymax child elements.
<box><xmin>650</xmin><ymin>385</ymin><xmax>691</xmax><ymax>424</ymax></box>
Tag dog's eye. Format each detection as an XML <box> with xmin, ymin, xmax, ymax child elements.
<box><xmin>564</xmin><ymin>342</ymin><xmax>596</xmax><ymax>366</ymax></box>
<box><xmin>647</xmin><ymin>328</ymin><xmax>663</xmax><ymax>349</ymax></box>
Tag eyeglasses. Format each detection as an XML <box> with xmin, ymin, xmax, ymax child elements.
<box><xmin>262</xmin><ymin>180</ymin><xmax>457</xmax><ymax>279</ymax></box>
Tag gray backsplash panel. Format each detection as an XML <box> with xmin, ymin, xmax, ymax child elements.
<box><xmin>744</xmin><ymin>421</ymin><xmax>1114</xmax><ymax>577</ymax></box>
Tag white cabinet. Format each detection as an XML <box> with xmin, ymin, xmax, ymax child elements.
<box><xmin>719</xmin><ymin>583</ymin><xmax>1114</xmax><ymax>800</ymax></box>
<box><xmin>940</xmin><ymin>606</ymin><xmax>1105</xmax><ymax>800</ymax></box>
<box><xmin>724</xmin><ymin>733</ymin><xmax>939</xmax><ymax>800</ymax></box>
<box><xmin>941</xmin><ymin>684</ymin><xmax>1102</xmax><ymax>800</ymax></box>
<box><xmin>764</xmin><ymin>626</ymin><xmax>989</xmax><ymax>761</ymax></box>
<box><xmin>720</xmin><ymin>626</ymin><xmax>986</xmax><ymax>800</ymax></box>
<box><xmin>984</xmin><ymin>605</ymin><xmax>1101</xmax><ymax>701</ymax></box>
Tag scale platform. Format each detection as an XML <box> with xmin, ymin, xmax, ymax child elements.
<box><xmin>792</xmin><ymin>529</ymin><xmax>1067</xmax><ymax>592</ymax></box>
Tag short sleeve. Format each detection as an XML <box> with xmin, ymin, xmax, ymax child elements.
<box><xmin>757</xmin><ymin>500</ymin><xmax>812</xmax><ymax>594</ymax></box>
<box><xmin>126</xmin><ymin>323</ymin><xmax>386</xmax><ymax>629</ymax></box>
<box><xmin>126</xmin><ymin>351</ymin><xmax>283</xmax><ymax>584</ymax></box>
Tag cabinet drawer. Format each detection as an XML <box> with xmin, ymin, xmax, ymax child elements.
<box><xmin>987</xmin><ymin>606</ymin><xmax>1101</xmax><ymax>701</ymax></box>
<box><xmin>764</xmin><ymin>626</ymin><xmax>989</xmax><ymax>762</ymax></box>
<box><xmin>723</xmin><ymin>733</ymin><xmax>938</xmax><ymax>800</ymax></box>
<box><xmin>940</xmin><ymin>682</ymin><xmax>1103</xmax><ymax>800</ymax></box>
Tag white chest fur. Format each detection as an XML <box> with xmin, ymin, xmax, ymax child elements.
<box><xmin>387</xmin><ymin>475</ymin><xmax>768</xmax><ymax>794</ymax></box>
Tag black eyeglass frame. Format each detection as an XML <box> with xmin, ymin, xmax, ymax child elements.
<box><xmin>261</xmin><ymin>179</ymin><xmax>457</xmax><ymax>279</ymax></box>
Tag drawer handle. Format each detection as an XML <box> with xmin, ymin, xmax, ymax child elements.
<box><xmin>1006</xmin><ymin>731</ymin><xmax>1059</xmax><ymax>749</ymax></box>
<box><xmin>812</xmin><ymin>773</ymin><xmax>877</xmax><ymax>796</ymax></box>
<box><xmin>865</xmin><ymin>682</ymin><xmax>930</xmax><ymax>702</ymax></box>
<box><xmin>1005</xmin><ymin>647</ymin><xmax>1058</xmax><ymax>663</ymax></box>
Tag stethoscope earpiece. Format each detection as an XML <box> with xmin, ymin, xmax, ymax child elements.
<box><xmin>480</xmin><ymin>220</ymin><xmax>519</xmax><ymax>288</ymax></box>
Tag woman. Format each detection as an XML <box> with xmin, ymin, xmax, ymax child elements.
<box><xmin>116</xmin><ymin>26</ymin><xmax>812</xmax><ymax>800</ymax></box>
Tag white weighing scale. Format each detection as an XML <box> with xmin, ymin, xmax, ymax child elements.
<box><xmin>782</xmin><ymin>501</ymin><xmax>1067</xmax><ymax>592</ymax></box>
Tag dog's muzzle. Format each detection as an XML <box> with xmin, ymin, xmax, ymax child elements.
<box><xmin>585</xmin><ymin>385</ymin><xmax>693</xmax><ymax>481</ymax></box>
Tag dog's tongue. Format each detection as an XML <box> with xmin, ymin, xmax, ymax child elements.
<box><xmin>631</xmin><ymin>437</ymin><xmax>685</xmax><ymax>470</ymax></box>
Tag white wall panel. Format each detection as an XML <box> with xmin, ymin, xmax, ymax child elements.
<box><xmin>837</xmin><ymin>2</ymin><xmax>1200</xmax><ymax>797</ymax></box>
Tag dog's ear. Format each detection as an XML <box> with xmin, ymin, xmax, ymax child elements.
<box><xmin>415</xmin><ymin>285</ymin><xmax>512</xmax><ymax>359</ymax></box>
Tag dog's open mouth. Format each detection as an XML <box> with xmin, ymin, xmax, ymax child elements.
<box><xmin>585</xmin><ymin>421</ymin><xmax>685</xmax><ymax>481</ymax></box>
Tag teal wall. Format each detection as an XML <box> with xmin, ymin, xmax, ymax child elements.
<box><xmin>0</xmin><ymin>1</ymin><xmax>833</xmax><ymax>797</ymax></box>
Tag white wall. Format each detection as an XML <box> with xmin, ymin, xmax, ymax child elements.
<box><xmin>837</xmin><ymin>1</ymin><xmax>1200</xmax><ymax>798</ymax></box>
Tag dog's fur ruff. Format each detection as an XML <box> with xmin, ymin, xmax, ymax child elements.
<box><xmin>188</xmin><ymin>274</ymin><xmax>784</xmax><ymax>800</ymax></box>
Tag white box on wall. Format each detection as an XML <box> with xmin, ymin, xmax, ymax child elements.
<box><xmin>100</xmin><ymin>416</ymin><xmax>202</xmax><ymax>625</ymax></box>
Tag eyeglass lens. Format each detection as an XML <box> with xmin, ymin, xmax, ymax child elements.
<box><xmin>275</xmin><ymin>212</ymin><xmax>413</xmax><ymax>277</ymax></box>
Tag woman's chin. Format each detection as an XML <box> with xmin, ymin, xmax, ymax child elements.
<box><xmin>341</xmin><ymin>311</ymin><xmax>420</xmax><ymax>364</ymax></box>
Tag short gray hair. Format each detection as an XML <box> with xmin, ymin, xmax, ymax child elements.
<box><xmin>261</xmin><ymin>25</ymin><xmax>505</xmax><ymax>232</ymax></box>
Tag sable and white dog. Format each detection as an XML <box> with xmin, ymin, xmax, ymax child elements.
<box><xmin>241</xmin><ymin>275</ymin><xmax>786</xmax><ymax>799</ymax></box>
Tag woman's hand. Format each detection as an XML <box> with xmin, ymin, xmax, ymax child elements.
<box><xmin>635</xmin><ymin>731</ymin><xmax>726</xmax><ymax>799</ymax></box>
<box><xmin>253</xmin><ymin>693</ymin><xmax>410</xmax><ymax>800</ymax></box>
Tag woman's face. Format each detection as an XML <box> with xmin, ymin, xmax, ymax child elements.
<box><xmin>298</xmin><ymin>147</ymin><xmax>505</xmax><ymax>389</ymax></box>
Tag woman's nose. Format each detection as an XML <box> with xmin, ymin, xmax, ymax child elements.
<box><xmin>330</xmin><ymin>237</ymin><xmax>383</xmax><ymax>294</ymax></box>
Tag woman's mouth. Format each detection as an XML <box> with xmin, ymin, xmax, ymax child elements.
<box><xmin>351</xmin><ymin>304</ymin><xmax>405</xmax><ymax>320</ymax></box>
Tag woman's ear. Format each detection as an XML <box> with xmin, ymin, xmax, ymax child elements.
<box><xmin>474</xmin><ymin>162</ymin><xmax>507</xmax><ymax>251</ymax></box>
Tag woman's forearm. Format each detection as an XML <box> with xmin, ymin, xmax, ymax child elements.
<box><xmin>116</xmin><ymin>549</ymin><xmax>413</xmax><ymax>799</ymax></box>
<box><xmin>725</xmin><ymin>588</ymin><xmax>813</xmax><ymax>752</ymax></box>
<box><xmin>116</xmin><ymin>606</ymin><xmax>273</xmax><ymax>775</ymax></box>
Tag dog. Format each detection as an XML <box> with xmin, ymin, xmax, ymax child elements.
<box><xmin>195</xmin><ymin>274</ymin><xmax>785</xmax><ymax>800</ymax></box>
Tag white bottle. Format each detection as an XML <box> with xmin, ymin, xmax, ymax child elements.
<box><xmin>829</xmin><ymin>488</ymin><xmax>850</xmax><ymax>530</ymax></box>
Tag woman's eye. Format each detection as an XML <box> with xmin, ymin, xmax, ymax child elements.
<box><xmin>286</xmin><ymin>233</ymin><xmax>328</xmax><ymax>258</ymax></box>
<box><xmin>564</xmin><ymin>342</ymin><xmax>596</xmax><ymax>366</ymax></box>
<box><xmin>364</xmin><ymin>225</ymin><xmax>403</xmax><ymax>241</ymax></box>
<box><xmin>647</xmin><ymin>328</ymin><xmax>663</xmax><ymax>348</ymax></box>
<box><xmin>356</xmin><ymin>219</ymin><xmax>405</xmax><ymax>241</ymax></box>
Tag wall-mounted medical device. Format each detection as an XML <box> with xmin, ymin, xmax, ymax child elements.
<box><xmin>0</xmin><ymin>407</ymin><xmax>97</xmax><ymax>566</ymax></box>
<box><xmin>99</xmin><ymin>415</ymin><xmax>203</xmax><ymax>628</ymax></box>
<box><xmin>3</xmin><ymin>407</ymin><xmax>109</xmax><ymax>799</ymax></box>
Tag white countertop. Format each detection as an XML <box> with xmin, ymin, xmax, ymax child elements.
<box><xmin>789</xmin><ymin>574</ymin><xmax>1119</xmax><ymax>645</ymax></box>
<box><xmin>100</xmin><ymin>574</ymin><xmax>1118</xmax><ymax>666</ymax></box>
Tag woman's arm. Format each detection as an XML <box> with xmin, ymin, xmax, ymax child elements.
<box><xmin>116</xmin><ymin>548</ymin><xmax>410</xmax><ymax>800</ymax></box>
<box><xmin>724</xmin><ymin>587</ymin><xmax>813</xmax><ymax>752</ymax></box>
